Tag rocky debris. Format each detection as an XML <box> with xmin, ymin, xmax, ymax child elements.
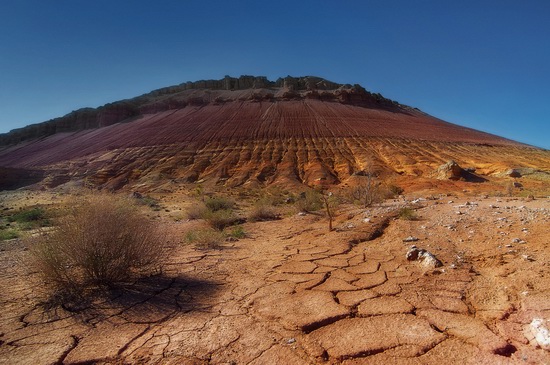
<box><xmin>406</xmin><ymin>246</ymin><xmax>443</xmax><ymax>269</ymax></box>
<box><xmin>525</xmin><ymin>318</ymin><xmax>550</xmax><ymax>351</ymax></box>
<box><xmin>403</xmin><ymin>236</ymin><xmax>419</xmax><ymax>242</ymax></box>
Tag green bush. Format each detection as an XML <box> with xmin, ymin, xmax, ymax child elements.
<box><xmin>30</xmin><ymin>194</ymin><xmax>163</xmax><ymax>292</ymax></box>
<box><xmin>227</xmin><ymin>225</ymin><xmax>247</xmax><ymax>239</ymax></box>
<box><xmin>398</xmin><ymin>207</ymin><xmax>418</xmax><ymax>221</ymax></box>
<box><xmin>8</xmin><ymin>207</ymin><xmax>50</xmax><ymax>229</ymax></box>
<box><xmin>8</xmin><ymin>207</ymin><xmax>47</xmax><ymax>223</ymax></box>
<box><xmin>0</xmin><ymin>229</ymin><xmax>19</xmax><ymax>241</ymax></box>
<box><xmin>295</xmin><ymin>190</ymin><xmax>323</xmax><ymax>213</ymax></box>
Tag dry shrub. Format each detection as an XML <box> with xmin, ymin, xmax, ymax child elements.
<box><xmin>295</xmin><ymin>190</ymin><xmax>323</xmax><ymax>213</ymax></box>
<box><xmin>185</xmin><ymin>228</ymin><xmax>225</xmax><ymax>249</ymax></box>
<box><xmin>203</xmin><ymin>209</ymin><xmax>240</xmax><ymax>231</ymax></box>
<box><xmin>249</xmin><ymin>200</ymin><xmax>279</xmax><ymax>222</ymax></box>
<box><xmin>348</xmin><ymin>177</ymin><xmax>383</xmax><ymax>207</ymax></box>
<box><xmin>398</xmin><ymin>207</ymin><xmax>418</xmax><ymax>221</ymax></box>
<box><xmin>186</xmin><ymin>203</ymin><xmax>209</xmax><ymax>220</ymax></box>
<box><xmin>205</xmin><ymin>196</ymin><xmax>234</xmax><ymax>212</ymax></box>
<box><xmin>30</xmin><ymin>194</ymin><xmax>163</xmax><ymax>292</ymax></box>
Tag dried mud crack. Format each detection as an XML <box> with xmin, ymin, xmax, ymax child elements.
<box><xmin>1</xmin><ymin>192</ymin><xmax>549</xmax><ymax>364</ymax></box>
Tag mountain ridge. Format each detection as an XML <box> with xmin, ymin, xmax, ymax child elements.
<box><xmin>0</xmin><ymin>75</ymin><xmax>548</xmax><ymax>191</ymax></box>
<box><xmin>0</xmin><ymin>75</ymin><xmax>403</xmax><ymax>146</ymax></box>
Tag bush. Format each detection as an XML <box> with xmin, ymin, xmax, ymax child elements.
<box><xmin>186</xmin><ymin>203</ymin><xmax>209</xmax><ymax>220</ymax></box>
<box><xmin>185</xmin><ymin>228</ymin><xmax>225</xmax><ymax>249</ymax></box>
<box><xmin>384</xmin><ymin>184</ymin><xmax>404</xmax><ymax>198</ymax></box>
<box><xmin>398</xmin><ymin>207</ymin><xmax>418</xmax><ymax>221</ymax></box>
<box><xmin>0</xmin><ymin>229</ymin><xmax>19</xmax><ymax>241</ymax></box>
<box><xmin>295</xmin><ymin>190</ymin><xmax>323</xmax><ymax>213</ymax></box>
<box><xmin>205</xmin><ymin>197</ymin><xmax>234</xmax><ymax>212</ymax></box>
<box><xmin>203</xmin><ymin>209</ymin><xmax>240</xmax><ymax>231</ymax></box>
<box><xmin>30</xmin><ymin>194</ymin><xmax>163</xmax><ymax>291</ymax></box>
<box><xmin>348</xmin><ymin>178</ymin><xmax>383</xmax><ymax>207</ymax></box>
<box><xmin>228</xmin><ymin>225</ymin><xmax>247</xmax><ymax>239</ymax></box>
<box><xmin>8</xmin><ymin>207</ymin><xmax>47</xmax><ymax>223</ymax></box>
<box><xmin>249</xmin><ymin>200</ymin><xmax>279</xmax><ymax>222</ymax></box>
<box><xmin>8</xmin><ymin>207</ymin><xmax>50</xmax><ymax>229</ymax></box>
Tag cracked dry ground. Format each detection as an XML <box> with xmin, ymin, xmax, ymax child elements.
<box><xmin>1</xmin><ymin>196</ymin><xmax>550</xmax><ymax>364</ymax></box>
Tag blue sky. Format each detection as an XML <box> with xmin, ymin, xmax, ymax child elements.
<box><xmin>1</xmin><ymin>1</ymin><xmax>549</xmax><ymax>149</ymax></box>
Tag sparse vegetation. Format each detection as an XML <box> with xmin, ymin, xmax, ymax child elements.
<box><xmin>228</xmin><ymin>225</ymin><xmax>247</xmax><ymax>239</ymax></box>
<box><xmin>384</xmin><ymin>184</ymin><xmax>404</xmax><ymax>198</ymax></box>
<box><xmin>136</xmin><ymin>195</ymin><xmax>161</xmax><ymax>210</ymax></box>
<box><xmin>186</xmin><ymin>203</ymin><xmax>209</xmax><ymax>220</ymax></box>
<box><xmin>203</xmin><ymin>209</ymin><xmax>240</xmax><ymax>230</ymax></box>
<box><xmin>321</xmin><ymin>192</ymin><xmax>339</xmax><ymax>231</ymax></box>
<box><xmin>185</xmin><ymin>228</ymin><xmax>225</xmax><ymax>249</ymax></box>
<box><xmin>249</xmin><ymin>199</ymin><xmax>279</xmax><ymax>222</ymax></box>
<box><xmin>295</xmin><ymin>190</ymin><xmax>323</xmax><ymax>213</ymax></box>
<box><xmin>398</xmin><ymin>206</ymin><xmax>418</xmax><ymax>221</ymax></box>
<box><xmin>205</xmin><ymin>196</ymin><xmax>234</xmax><ymax>212</ymax></box>
<box><xmin>0</xmin><ymin>228</ymin><xmax>19</xmax><ymax>241</ymax></box>
<box><xmin>186</xmin><ymin>195</ymin><xmax>241</xmax><ymax>230</ymax></box>
<box><xmin>30</xmin><ymin>194</ymin><xmax>164</xmax><ymax>293</ymax></box>
<box><xmin>349</xmin><ymin>174</ymin><xmax>383</xmax><ymax>207</ymax></box>
<box><xmin>7</xmin><ymin>207</ymin><xmax>50</xmax><ymax>230</ymax></box>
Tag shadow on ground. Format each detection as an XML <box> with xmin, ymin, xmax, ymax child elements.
<box><xmin>41</xmin><ymin>273</ymin><xmax>222</xmax><ymax>324</ymax></box>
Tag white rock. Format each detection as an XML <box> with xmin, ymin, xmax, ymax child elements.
<box><xmin>526</xmin><ymin>318</ymin><xmax>550</xmax><ymax>351</ymax></box>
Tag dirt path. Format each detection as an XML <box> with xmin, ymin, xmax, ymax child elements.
<box><xmin>1</xmin><ymin>194</ymin><xmax>550</xmax><ymax>364</ymax></box>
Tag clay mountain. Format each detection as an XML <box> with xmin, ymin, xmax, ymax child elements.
<box><xmin>0</xmin><ymin>75</ymin><xmax>549</xmax><ymax>191</ymax></box>
<box><xmin>2</xmin><ymin>76</ymin><xmax>550</xmax><ymax>364</ymax></box>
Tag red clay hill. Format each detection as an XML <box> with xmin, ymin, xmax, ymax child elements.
<box><xmin>0</xmin><ymin>75</ymin><xmax>548</xmax><ymax>190</ymax></box>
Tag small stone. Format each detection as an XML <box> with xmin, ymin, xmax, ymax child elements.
<box><xmin>526</xmin><ymin>318</ymin><xmax>550</xmax><ymax>351</ymax></box>
<box><xmin>406</xmin><ymin>247</ymin><xmax>443</xmax><ymax>269</ymax></box>
<box><xmin>403</xmin><ymin>236</ymin><xmax>419</xmax><ymax>242</ymax></box>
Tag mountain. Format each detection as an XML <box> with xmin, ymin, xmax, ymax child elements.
<box><xmin>0</xmin><ymin>75</ymin><xmax>548</xmax><ymax>191</ymax></box>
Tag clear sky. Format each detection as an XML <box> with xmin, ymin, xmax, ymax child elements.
<box><xmin>1</xmin><ymin>1</ymin><xmax>549</xmax><ymax>149</ymax></box>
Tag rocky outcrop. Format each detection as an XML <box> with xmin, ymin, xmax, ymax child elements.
<box><xmin>436</xmin><ymin>160</ymin><xmax>464</xmax><ymax>180</ymax></box>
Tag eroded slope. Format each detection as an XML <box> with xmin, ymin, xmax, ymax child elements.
<box><xmin>0</xmin><ymin>99</ymin><xmax>547</xmax><ymax>190</ymax></box>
